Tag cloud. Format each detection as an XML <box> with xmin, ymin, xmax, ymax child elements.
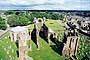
<box><xmin>0</xmin><ymin>0</ymin><xmax>89</xmax><ymax>10</ymax></box>
<box><xmin>8</xmin><ymin>0</ymin><xmax>30</xmax><ymax>5</ymax></box>
<box><xmin>0</xmin><ymin>0</ymin><xmax>65</xmax><ymax>5</ymax></box>
<box><xmin>30</xmin><ymin>4</ymin><xmax>70</xmax><ymax>10</ymax></box>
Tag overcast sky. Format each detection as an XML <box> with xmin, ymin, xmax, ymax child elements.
<box><xmin>0</xmin><ymin>0</ymin><xmax>90</xmax><ymax>10</ymax></box>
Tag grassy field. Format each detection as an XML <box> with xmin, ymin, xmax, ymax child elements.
<box><xmin>28</xmin><ymin>20</ymin><xmax>65</xmax><ymax>60</ymax></box>
<box><xmin>27</xmin><ymin>20</ymin><xmax>90</xmax><ymax>60</ymax></box>
<box><xmin>0</xmin><ymin>19</ymin><xmax>65</xmax><ymax>60</ymax></box>
<box><xmin>46</xmin><ymin>20</ymin><xmax>65</xmax><ymax>41</ymax></box>
<box><xmin>0</xmin><ymin>32</ymin><xmax>17</xmax><ymax>60</ymax></box>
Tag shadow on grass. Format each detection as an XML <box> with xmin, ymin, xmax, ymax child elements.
<box><xmin>49</xmin><ymin>33</ymin><xmax>64</xmax><ymax>55</ymax></box>
<box><xmin>50</xmin><ymin>45</ymin><xmax>62</xmax><ymax>55</ymax></box>
<box><xmin>39</xmin><ymin>24</ymin><xmax>49</xmax><ymax>43</ymax></box>
<box><xmin>50</xmin><ymin>42</ymin><xmax>64</xmax><ymax>55</ymax></box>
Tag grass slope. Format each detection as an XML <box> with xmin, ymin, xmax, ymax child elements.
<box><xmin>28</xmin><ymin>20</ymin><xmax>65</xmax><ymax>60</ymax></box>
<box><xmin>0</xmin><ymin>32</ymin><xmax>17</xmax><ymax>60</ymax></box>
<box><xmin>28</xmin><ymin>37</ymin><xmax>64</xmax><ymax>60</ymax></box>
<box><xmin>0</xmin><ymin>20</ymin><xmax>65</xmax><ymax>60</ymax></box>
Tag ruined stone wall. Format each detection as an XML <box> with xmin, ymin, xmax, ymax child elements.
<box><xmin>62</xmin><ymin>28</ymin><xmax>79</xmax><ymax>57</ymax></box>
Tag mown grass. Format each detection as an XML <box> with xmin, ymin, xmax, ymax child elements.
<box><xmin>46</xmin><ymin>20</ymin><xmax>65</xmax><ymax>32</ymax></box>
<box><xmin>0</xmin><ymin>20</ymin><xmax>65</xmax><ymax>60</ymax></box>
<box><xmin>0</xmin><ymin>32</ymin><xmax>17</xmax><ymax>60</ymax></box>
<box><xmin>28</xmin><ymin>37</ymin><xmax>65</xmax><ymax>60</ymax></box>
<box><xmin>46</xmin><ymin>20</ymin><xmax>65</xmax><ymax>41</ymax></box>
<box><xmin>28</xmin><ymin>20</ymin><xmax>65</xmax><ymax>60</ymax></box>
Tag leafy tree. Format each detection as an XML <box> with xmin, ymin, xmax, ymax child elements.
<box><xmin>51</xmin><ymin>13</ymin><xmax>60</xmax><ymax>20</ymax></box>
<box><xmin>18</xmin><ymin>15</ymin><xmax>30</xmax><ymax>26</ymax></box>
<box><xmin>7</xmin><ymin>11</ymin><xmax>65</xmax><ymax>27</ymax></box>
<box><xmin>4</xmin><ymin>11</ymin><xmax>16</xmax><ymax>15</ymax></box>
<box><xmin>59</xmin><ymin>14</ymin><xmax>64</xmax><ymax>20</ymax></box>
<box><xmin>7</xmin><ymin>14</ymin><xmax>18</xmax><ymax>27</ymax></box>
<box><xmin>75</xmin><ymin>34</ymin><xmax>90</xmax><ymax>60</ymax></box>
<box><xmin>0</xmin><ymin>17</ymin><xmax>7</xmax><ymax>30</ymax></box>
<box><xmin>7</xmin><ymin>13</ymin><xmax>30</xmax><ymax>27</ymax></box>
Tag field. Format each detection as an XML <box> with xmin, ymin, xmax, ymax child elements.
<box><xmin>28</xmin><ymin>20</ymin><xmax>65</xmax><ymax>60</ymax></box>
<box><xmin>0</xmin><ymin>32</ymin><xmax>17</xmax><ymax>60</ymax></box>
<box><xmin>0</xmin><ymin>20</ymin><xmax>65</xmax><ymax>60</ymax></box>
<box><xmin>0</xmin><ymin>19</ymin><xmax>90</xmax><ymax>60</ymax></box>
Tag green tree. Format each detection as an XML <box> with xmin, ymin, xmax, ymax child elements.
<box><xmin>7</xmin><ymin>13</ymin><xmax>30</xmax><ymax>27</ymax></box>
<box><xmin>75</xmin><ymin>34</ymin><xmax>90</xmax><ymax>60</ymax></box>
<box><xmin>4</xmin><ymin>11</ymin><xmax>16</xmax><ymax>15</ymax></box>
<box><xmin>51</xmin><ymin>13</ymin><xmax>60</xmax><ymax>20</ymax></box>
<box><xmin>0</xmin><ymin>17</ymin><xmax>7</xmax><ymax>30</ymax></box>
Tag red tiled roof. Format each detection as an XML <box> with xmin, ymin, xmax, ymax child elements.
<box><xmin>0</xmin><ymin>30</ymin><xmax>4</xmax><ymax>36</ymax></box>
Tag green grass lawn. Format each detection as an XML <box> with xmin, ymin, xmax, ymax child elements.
<box><xmin>28</xmin><ymin>37</ymin><xmax>65</xmax><ymax>60</ymax></box>
<box><xmin>0</xmin><ymin>19</ymin><xmax>65</xmax><ymax>60</ymax></box>
<box><xmin>27</xmin><ymin>19</ymin><xmax>90</xmax><ymax>60</ymax></box>
<box><xmin>46</xmin><ymin>20</ymin><xmax>65</xmax><ymax>41</ymax></box>
<box><xmin>28</xmin><ymin>20</ymin><xmax>65</xmax><ymax>60</ymax></box>
<box><xmin>46</xmin><ymin>20</ymin><xmax>64</xmax><ymax>31</ymax></box>
<box><xmin>0</xmin><ymin>32</ymin><xmax>17</xmax><ymax>60</ymax></box>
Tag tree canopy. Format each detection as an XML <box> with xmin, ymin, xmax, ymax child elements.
<box><xmin>0</xmin><ymin>17</ymin><xmax>7</xmax><ymax>30</ymax></box>
<box><xmin>7</xmin><ymin>11</ymin><xmax>64</xmax><ymax>27</ymax></box>
<box><xmin>7</xmin><ymin>14</ymin><xmax>30</xmax><ymax>27</ymax></box>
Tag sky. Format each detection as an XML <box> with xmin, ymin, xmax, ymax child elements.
<box><xmin>0</xmin><ymin>0</ymin><xmax>90</xmax><ymax>10</ymax></box>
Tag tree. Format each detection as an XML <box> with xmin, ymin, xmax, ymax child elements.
<box><xmin>7</xmin><ymin>11</ymin><xmax>65</xmax><ymax>27</ymax></box>
<box><xmin>7</xmin><ymin>13</ymin><xmax>30</xmax><ymax>27</ymax></box>
<box><xmin>4</xmin><ymin>11</ymin><xmax>16</xmax><ymax>15</ymax></box>
<box><xmin>59</xmin><ymin>14</ymin><xmax>64</xmax><ymax>20</ymax></box>
<box><xmin>75</xmin><ymin>34</ymin><xmax>90</xmax><ymax>60</ymax></box>
<box><xmin>0</xmin><ymin>17</ymin><xmax>7</xmax><ymax>30</ymax></box>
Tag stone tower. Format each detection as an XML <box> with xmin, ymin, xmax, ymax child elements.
<box><xmin>10</xmin><ymin>26</ymin><xmax>31</xmax><ymax>60</ymax></box>
<box><xmin>32</xmin><ymin>17</ymin><xmax>40</xmax><ymax>50</ymax></box>
<box><xmin>62</xmin><ymin>28</ymin><xmax>79</xmax><ymax>57</ymax></box>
